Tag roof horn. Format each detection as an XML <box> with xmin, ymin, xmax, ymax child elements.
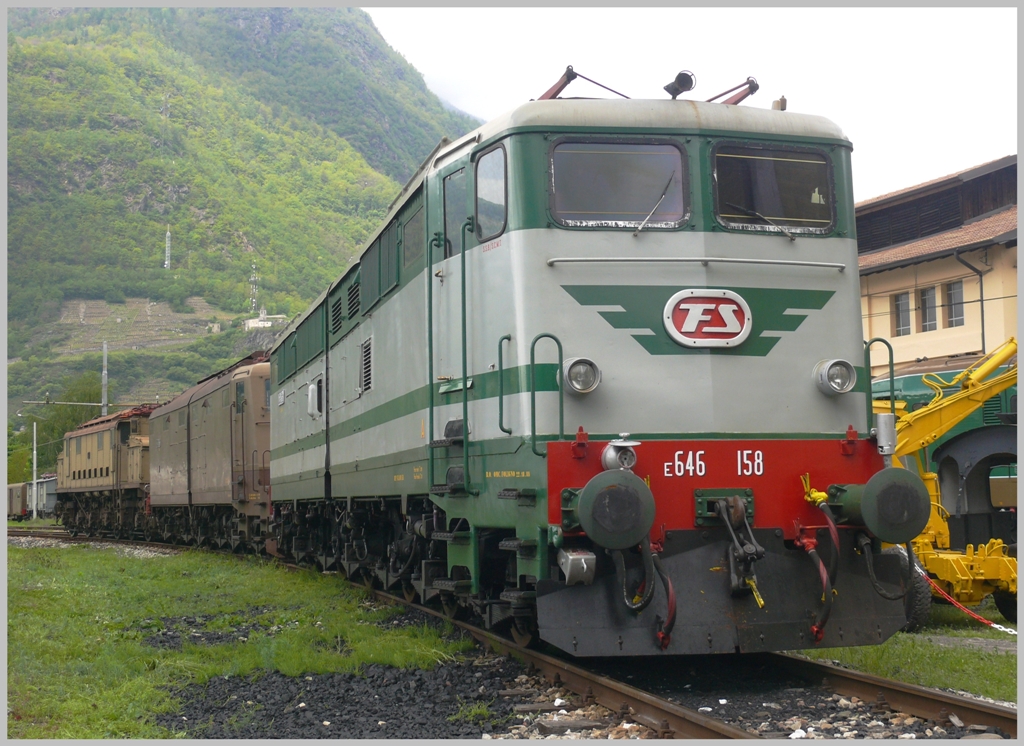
<box><xmin>664</xmin><ymin>71</ymin><xmax>696</xmax><ymax>99</ymax></box>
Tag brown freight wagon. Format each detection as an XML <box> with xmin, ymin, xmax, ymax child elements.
<box><xmin>7</xmin><ymin>483</ymin><xmax>28</xmax><ymax>521</ymax></box>
<box><xmin>149</xmin><ymin>353</ymin><xmax>272</xmax><ymax>549</ymax></box>
<box><xmin>55</xmin><ymin>405</ymin><xmax>157</xmax><ymax>537</ymax></box>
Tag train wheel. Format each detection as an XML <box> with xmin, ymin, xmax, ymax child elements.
<box><xmin>884</xmin><ymin>548</ymin><xmax>932</xmax><ymax>632</ymax></box>
<box><xmin>441</xmin><ymin>595</ymin><xmax>467</xmax><ymax>621</ymax></box>
<box><xmin>510</xmin><ymin>617</ymin><xmax>537</xmax><ymax>648</ymax></box>
<box><xmin>992</xmin><ymin>591</ymin><xmax>1017</xmax><ymax>623</ymax></box>
<box><xmin>402</xmin><ymin>582</ymin><xmax>419</xmax><ymax>603</ymax></box>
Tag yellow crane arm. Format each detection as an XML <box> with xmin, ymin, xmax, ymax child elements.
<box><xmin>892</xmin><ymin>336</ymin><xmax>1017</xmax><ymax>458</ymax></box>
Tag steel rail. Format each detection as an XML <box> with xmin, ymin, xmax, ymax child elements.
<box><xmin>369</xmin><ymin>589</ymin><xmax>755</xmax><ymax>740</ymax></box>
<box><xmin>770</xmin><ymin>653</ymin><xmax>1017</xmax><ymax>737</ymax></box>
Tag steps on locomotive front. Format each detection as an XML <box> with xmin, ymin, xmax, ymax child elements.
<box><xmin>498</xmin><ymin>537</ymin><xmax>538</xmax><ymax>557</ymax></box>
<box><xmin>431</xmin><ymin>577</ymin><xmax>472</xmax><ymax>592</ymax></box>
<box><xmin>497</xmin><ymin>488</ymin><xmax>537</xmax><ymax>506</ymax></box>
<box><xmin>429</xmin><ymin>531</ymin><xmax>470</xmax><ymax>545</ymax></box>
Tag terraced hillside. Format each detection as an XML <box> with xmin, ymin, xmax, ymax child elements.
<box><xmin>51</xmin><ymin>298</ymin><xmax>236</xmax><ymax>356</ymax></box>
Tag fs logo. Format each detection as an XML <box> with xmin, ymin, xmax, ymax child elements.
<box><xmin>663</xmin><ymin>289</ymin><xmax>753</xmax><ymax>348</ymax></box>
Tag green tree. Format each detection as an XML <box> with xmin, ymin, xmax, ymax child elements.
<box><xmin>17</xmin><ymin>372</ymin><xmax>107</xmax><ymax>473</ymax></box>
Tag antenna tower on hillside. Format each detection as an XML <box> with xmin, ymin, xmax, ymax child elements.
<box><xmin>250</xmin><ymin>264</ymin><xmax>259</xmax><ymax>313</ymax></box>
<box><xmin>164</xmin><ymin>225</ymin><xmax>171</xmax><ymax>269</ymax></box>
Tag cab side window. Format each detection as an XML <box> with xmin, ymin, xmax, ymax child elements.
<box><xmin>443</xmin><ymin>168</ymin><xmax>467</xmax><ymax>258</ymax></box>
<box><xmin>475</xmin><ymin>146</ymin><xmax>506</xmax><ymax>241</ymax></box>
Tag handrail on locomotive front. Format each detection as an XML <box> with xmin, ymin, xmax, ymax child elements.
<box><xmin>460</xmin><ymin>216</ymin><xmax>477</xmax><ymax>495</ymax></box>
<box><xmin>498</xmin><ymin>334</ymin><xmax>512</xmax><ymax>435</ymax></box>
<box><xmin>530</xmin><ymin>333</ymin><xmax>565</xmax><ymax>458</ymax></box>
<box><xmin>546</xmin><ymin>255</ymin><xmax>847</xmax><ymax>272</ymax></box>
<box><xmin>865</xmin><ymin>337</ymin><xmax>896</xmax><ymax>417</ymax></box>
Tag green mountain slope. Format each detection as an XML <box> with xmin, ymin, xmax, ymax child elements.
<box><xmin>7</xmin><ymin>8</ymin><xmax>480</xmax><ymax>363</ymax></box>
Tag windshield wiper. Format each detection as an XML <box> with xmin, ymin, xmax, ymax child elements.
<box><xmin>633</xmin><ymin>172</ymin><xmax>675</xmax><ymax>237</ymax></box>
<box><xmin>724</xmin><ymin>202</ymin><xmax>796</xmax><ymax>241</ymax></box>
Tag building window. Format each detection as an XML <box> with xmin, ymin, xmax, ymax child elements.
<box><xmin>945</xmin><ymin>280</ymin><xmax>964</xmax><ymax>327</ymax></box>
<box><xmin>892</xmin><ymin>292</ymin><xmax>911</xmax><ymax>337</ymax></box>
<box><xmin>919</xmin><ymin>287</ymin><xmax>937</xmax><ymax>332</ymax></box>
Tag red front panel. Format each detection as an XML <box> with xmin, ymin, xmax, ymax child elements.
<box><xmin>547</xmin><ymin>437</ymin><xmax>885</xmax><ymax>540</ymax></box>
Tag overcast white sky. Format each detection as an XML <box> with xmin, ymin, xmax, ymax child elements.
<box><xmin>364</xmin><ymin>7</ymin><xmax>1017</xmax><ymax>203</ymax></box>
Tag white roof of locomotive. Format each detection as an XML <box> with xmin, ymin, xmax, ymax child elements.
<box><xmin>472</xmin><ymin>98</ymin><xmax>848</xmax><ymax>151</ymax></box>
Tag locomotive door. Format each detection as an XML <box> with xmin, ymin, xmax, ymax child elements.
<box><xmin>230</xmin><ymin>380</ymin><xmax>247</xmax><ymax>502</ymax></box>
<box><xmin>431</xmin><ymin>160</ymin><xmax>474</xmax><ymax>440</ymax></box>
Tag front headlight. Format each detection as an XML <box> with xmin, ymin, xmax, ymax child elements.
<box><xmin>562</xmin><ymin>357</ymin><xmax>601</xmax><ymax>394</ymax></box>
<box><xmin>814</xmin><ymin>359</ymin><xmax>857</xmax><ymax>396</ymax></box>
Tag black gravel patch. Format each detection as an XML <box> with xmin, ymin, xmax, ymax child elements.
<box><xmin>134</xmin><ymin>606</ymin><xmax>277</xmax><ymax>650</ymax></box>
<box><xmin>369</xmin><ymin>604</ymin><xmax>467</xmax><ymax>643</ymax></box>
<box><xmin>155</xmin><ymin>654</ymin><xmax>530</xmax><ymax>738</ymax></box>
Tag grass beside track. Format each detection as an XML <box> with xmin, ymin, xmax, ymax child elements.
<box><xmin>7</xmin><ymin>543</ymin><xmax>475</xmax><ymax>738</ymax></box>
<box><xmin>7</xmin><ymin>518</ymin><xmax>62</xmax><ymax>528</ymax></box>
<box><xmin>799</xmin><ymin>596</ymin><xmax>1017</xmax><ymax>703</ymax></box>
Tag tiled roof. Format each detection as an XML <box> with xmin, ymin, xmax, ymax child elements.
<box><xmin>858</xmin><ymin>206</ymin><xmax>1017</xmax><ymax>274</ymax></box>
<box><xmin>855</xmin><ymin>155</ymin><xmax>1016</xmax><ymax>210</ymax></box>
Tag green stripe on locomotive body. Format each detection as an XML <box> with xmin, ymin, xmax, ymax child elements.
<box><xmin>270</xmin><ymin>99</ymin><xmax>867</xmax><ymax>559</ymax></box>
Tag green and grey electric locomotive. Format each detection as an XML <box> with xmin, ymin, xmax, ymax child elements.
<box><xmin>269</xmin><ymin>84</ymin><xmax>930</xmax><ymax>656</ymax></box>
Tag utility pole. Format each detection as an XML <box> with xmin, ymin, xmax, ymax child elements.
<box><xmin>250</xmin><ymin>264</ymin><xmax>259</xmax><ymax>314</ymax></box>
<box><xmin>32</xmin><ymin>421</ymin><xmax>38</xmax><ymax>520</ymax></box>
<box><xmin>102</xmin><ymin>341</ymin><xmax>108</xmax><ymax>416</ymax></box>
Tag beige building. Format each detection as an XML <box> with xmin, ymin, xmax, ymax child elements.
<box><xmin>857</xmin><ymin>156</ymin><xmax>1017</xmax><ymax>376</ymax></box>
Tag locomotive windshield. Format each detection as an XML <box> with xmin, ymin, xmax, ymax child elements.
<box><xmin>551</xmin><ymin>141</ymin><xmax>687</xmax><ymax>228</ymax></box>
<box><xmin>714</xmin><ymin>144</ymin><xmax>834</xmax><ymax>233</ymax></box>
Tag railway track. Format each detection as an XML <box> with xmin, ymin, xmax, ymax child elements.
<box><xmin>10</xmin><ymin>528</ymin><xmax>1016</xmax><ymax>739</ymax></box>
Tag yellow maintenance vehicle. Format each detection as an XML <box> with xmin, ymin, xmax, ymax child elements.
<box><xmin>871</xmin><ymin>336</ymin><xmax>1017</xmax><ymax>627</ymax></box>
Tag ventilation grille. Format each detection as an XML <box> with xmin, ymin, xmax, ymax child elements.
<box><xmin>982</xmin><ymin>397</ymin><xmax>1003</xmax><ymax>425</ymax></box>
<box><xmin>360</xmin><ymin>338</ymin><xmax>372</xmax><ymax>393</ymax></box>
<box><xmin>348</xmin><ymin>283</ymin><xmax>360</xmax><ymax>318</ymax></box>
<box><xmin>331</xmin><ymin>297</ymin><xmax>345</xmax><ymax>334</ymax></box>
